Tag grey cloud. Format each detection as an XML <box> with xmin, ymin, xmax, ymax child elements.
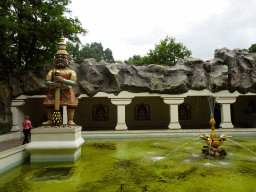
<box><xmin>177</xmin><ymin>0</ymin><xmax>256</xmax><ymax>61</ymax></box>
<box><xmin>117</xmin><ymin>0</ymin><xmax>256</xmax><ymax>61</ymax></box>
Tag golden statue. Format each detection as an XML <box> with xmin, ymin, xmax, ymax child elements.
<box><xmin>42</xmin><ymin>36</ymin><xmax>78</xmax><ymax>126</ymax></box>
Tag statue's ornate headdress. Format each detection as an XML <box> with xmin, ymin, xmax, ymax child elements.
<box><xmin>55</xmin><ymin>36</ymin><xmax>69</xmax><ymax>55</ymax></box>
<box><xmin>54</xmin><ymin>35</ymin><xmax>71</xmax><ymax>67</ymax></box>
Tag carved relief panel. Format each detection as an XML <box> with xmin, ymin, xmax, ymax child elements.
<box><xmin>134</xmin><ymin>103</ymin><xmax>150</xmax><ymax>120</ymax></box>
<box><xmin>93</xmin><ymin>103</ymin><xmax>109</xmax><ymax>121</ymax></box>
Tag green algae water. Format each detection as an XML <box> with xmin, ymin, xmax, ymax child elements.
<box><xmin>1</xmin><ymin>136</ymin><xmax>256</xmax><ymax>192</ymax></box>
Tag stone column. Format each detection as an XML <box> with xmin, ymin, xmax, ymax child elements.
<box><xmin>11</xmin><ymin>99</ymin><xmax>26</xmax><ymax>138</ymax></box>
<box><xmin>111</xmin><ymin>98</ymin><xmax>132</xmax><ymax>131</ymax></box>
<box><xmin>216</xmin><ymin>97</ymin><xmax>236</xmax><ymax>129</ymax></box>
<box><xmin>162</xmin><ymin>97</ymin><xmax>184</xmax><ymax>130</ymax></box>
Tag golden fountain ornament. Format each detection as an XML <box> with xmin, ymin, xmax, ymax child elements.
<box><xmin>198</xmin><ymin>116</ymin><xmax>232</xmax><ymax>157</ymax></box>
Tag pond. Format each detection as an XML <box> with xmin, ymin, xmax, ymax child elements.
<box><xmin>1</xmin><ymin>136</ymin><xmax>256</xmax><ymax>192</ymax></box>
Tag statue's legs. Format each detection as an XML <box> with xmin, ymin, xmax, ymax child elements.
<box><xmin>42</xmin><ymin>106</ymin><xmax>54</xmax><ymax>125</ymax></box>
<box><xmin>67</xmin><ymin>107</ymin><xmax>75</xmax><ymax>125</ymax></box>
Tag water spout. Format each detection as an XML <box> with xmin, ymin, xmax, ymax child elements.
<box><xmin>207</xmin><ymin>96</ymin><xmax>215</xmax><ymax>117</ymax></box>
<box><xmin>165</xmin><ymin>138</ymin><xmax>199</xmax><ymax>157</ymax></box>
<box><xmin>226</xmin><ymin>139</ymin><xmax>256</xmax><ymax>156</ymax></box>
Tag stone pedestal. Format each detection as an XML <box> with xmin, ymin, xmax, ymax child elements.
<box><xmin>26</xmin><ymin>126</ymin><xmax>84</xmax><ymax>163</ymax></box>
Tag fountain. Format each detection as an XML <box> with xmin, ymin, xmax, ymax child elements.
<box><xmin>198</xmin><ymin>96</ymin><xmax>232</xmax><ymax>157</ymax></box>
<box><xmin>193</xmin><ymin>66</ymin><xmax>232</xmax><ymax>157</ymax></box>
<box><xmin>1</xmin><ymin>136</ymin><xmax>256</xmax><ymax>191</ymax></box>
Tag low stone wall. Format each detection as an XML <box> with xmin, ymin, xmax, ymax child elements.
<box><xmin>0</xmin><ymin>145</ymin><xmax>30</xmax><ymax>174</ymax></box>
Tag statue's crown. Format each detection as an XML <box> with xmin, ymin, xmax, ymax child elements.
<box><xmin>56</xmin><ymin>36</ymin><xmax>69</xmax><ymax>55</ymax></box>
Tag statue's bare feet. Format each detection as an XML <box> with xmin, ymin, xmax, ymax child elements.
<box><xmin>42</xmin><ymin>120</ymin><xmax>51</xmax><ymax>125</ymax></box>
<box><xmin>68</xmin><ymin>120</ymin><xmax>75</xmax><ymax>126</ymax></box>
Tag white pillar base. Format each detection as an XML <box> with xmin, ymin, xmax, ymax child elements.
<box><xmin>10</xmin><ymin>125</ymin><xmax>22</xmax><ymax>139</ymax></box>
<box><xmin>26</xmin><ymin>126</ymin><xmax>84</xmax><ymax>163</ymax></box>
<box><xmin>10</xmin><ymin>125</ymin><xmax>20</xmax><ymax>132</ymax></box>
<box><xmin>168</xmin><ymin>123</ymin><xmax>181</xmax><ymax>130</ymax></box>
<box><xmin>115</xmin><ymin>123</ymin><xmax>128</xmax><ymax>131</ymax></box>
<box><xmin>220</xmin><ymin>122</ymin><xmax>234</xmax><ymax>129</ymax></box>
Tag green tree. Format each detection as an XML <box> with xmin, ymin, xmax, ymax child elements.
<box><xmin>125</xmin><ymin>36</ymin><xmax>192</xmax><ymax>66</ymax></box>
<box><xmin>115</xmin><ymin>60</ymin><xmax>123</xmax><ymax>64</ymax></box>
<box><xmin>125</xmin><ymin>55</ymin><xmax>144</xmax><ymax>65</ymax></box>
<box><xmin>79</xmin><ymin>43</ymin><xmax>92</xmax><ymax>62</ymax></box>
<box><xmin>0</xmin><ymin>0</ymin><xmax>87</xmax><ymax>80</ymax></box>
<box><xmin>147</xmin><ymin>36</ymin><xmax>192</xmax><ymax>65</ymax></box>
<box><xmin>104</xmin><ymin>48</ymin><xmax>115</xmax><ymax>63</ymax></box>
<box><xmin>72</xmin><ymin>42</ymin><xmax>115</xmax><ymax>63</ymax></box>
<box><xmin>247</xmin><ymin>44</ymin><xmax>256</xmax><ymax>53</ymax></box>
<box><xmin>66</xmin><ymin>41</ymin><xmax>84</xmax><ymax>64</ymax></box>
<box><xmin>90</xmin><ymin>42</ymin><xmax>104</xmax><ymax>61</ymax></box>
<box><xmin>141</xmin><ymin>55</ymin><xmax>151</xmax><ymax>64</ymax></box>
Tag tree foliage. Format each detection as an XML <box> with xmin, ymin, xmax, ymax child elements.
<box><xmin>0</xmin><ymin>0</ymin><xmax>87</xmax><ymax>80</ymax></box>
<box><xmin>125</xmin><ymin>36</ymin><xmax>192</xmax><ymax>66</ymax></box>
<box><xmin>66</xmin><ymin>42</ymin><xmax>84</xmax><ymax>63</ymax></box>
<box><xmin>103</xmin><ymin>48</ymin><xmax>115</xmax><ymax>63</ymax></box>
<box><xmin>147</xmin><ymin>36</ymin><xmax>192</xmax><ymax>65</ymax></box>
<box><xmin>125</xmin><ymin>55</ymin><xmax>144</xmax><ymax>65</ymax></box>
<box><xmin>67</xmin><ymin>42</ymin><xmax>115</xmax><ymax>64</ymax></box>
<box><xmin>115</xmin><ymin>60</ymin><xmax>123</xmax><ymax>64</ymax></box>
<box><xmin>247</xmin><ymin>44</ymin><xmax>256</xmax><ymax>53</ymax></box>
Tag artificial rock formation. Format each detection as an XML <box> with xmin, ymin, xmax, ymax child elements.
<box><xmin>1</xmin><ymin>48</ymin><xmax>256</xmax><ymax>132</ymax></box>
<box><xmin>0</xmin><ymin>81</ymin><xmax>12</xmax><ymax>133</ymax></box>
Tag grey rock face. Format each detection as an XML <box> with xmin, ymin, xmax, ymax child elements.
<box><xmin>203</xmin><ymin>58</ymin><xmax>228</xmax><ymax>92</ymax></box>
<box><xmin>76</xmin><ymin>59</ymin><xmax>105</xmax><ymax>96</ymax></box>
<box><xmin>9</xmin><ymin>74</ymin><xmax>23</xmax><ymax>98</ymax></box>
<box><xmin>214</xmin><ymin>48</ymin><xmax>256</xmax><ymax>93</ymax></box>
<box><xmin>2</xmin><ymin>48</ymin><xmax>256</xmax><ymax>132</ymax></box>
<box><xmin>76</xmin><ymin>60</ymin><xmax>190</xmax><ymax>94</ymax></box>
<box><xmin>0</xmin><ymin>81</ymin><xmax>13</xmax><ymax>133</ymax></box>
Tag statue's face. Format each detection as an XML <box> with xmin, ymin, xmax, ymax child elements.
<box><xmin>54</xmin><ymin>54</ymin><xmax>70</xmax><ymax>69</ymax></box>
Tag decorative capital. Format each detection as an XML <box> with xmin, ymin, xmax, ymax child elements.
<box><xmin>162</xmin><ymin>97</ymin><xmax>184</xmax><ymax>105</ymax></box>
<box><xmin>111</xmin><ymin>98</ymin><xmax>132</xmax><ymax>106</ymax></box>
<box><xmin>215</xmin><ymin>97</ymin><xmax>236</xmax><ymax>104</ymax></box>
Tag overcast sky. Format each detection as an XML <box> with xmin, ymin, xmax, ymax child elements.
<box><xmin>67</xmin><ymin>0</ymin><xmax>256</xmax><ymax>62</ymax></box>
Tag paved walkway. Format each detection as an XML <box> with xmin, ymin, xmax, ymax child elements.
<box><xmin>0</xmin><ymin>138</ymin><xmax>24</xmax><ymax>153</ymax></box>
<box><xmin>0</xmin><ymin>128</ymin><xmax>256</xmax><ymax>153</ymax></box>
